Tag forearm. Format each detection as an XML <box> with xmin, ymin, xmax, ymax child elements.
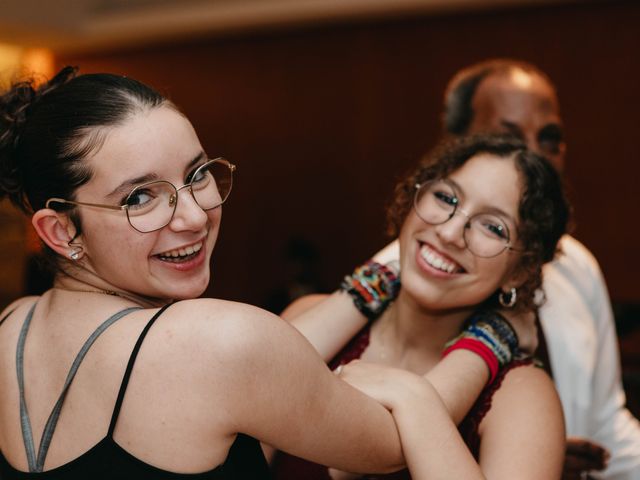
<box><xmin>389</xmin><ymin>374</ymin><xmax>485</xmax><ymax>479</ymax></box>
<box><xmin>237</xmin><ymin>313</ymin><xmax>404</xmax><ymax>473</ymax></box>
<box><xmin>425</xmin><ymin>349</ymin><xmax>490</xmax><ymax>424</ymax></box>
<box><xmin>284</xmin><ymin>291</ymin><xmax>368</xmax><ymax>362</ymax></box>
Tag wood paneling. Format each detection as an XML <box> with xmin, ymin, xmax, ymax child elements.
<box><xmin>57</xmin><ymin>0</ymin><xmax>640</xmax><ymax>307</ymax></box>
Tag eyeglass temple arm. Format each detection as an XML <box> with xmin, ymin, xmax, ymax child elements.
<box><xmin>45</xmin><ymin>198</ymin><xmax>126</xmax><ymax>211</ymax></box>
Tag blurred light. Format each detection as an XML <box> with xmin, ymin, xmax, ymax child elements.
<box><xmin>22</xmin><ymin>48</ymin><xmax>55</xmax><ymax>84</ymax></box>
<box><xmin>0</xmin><ymin>43</ymin><xmax>54</xmax><ymax>89</ymax></box>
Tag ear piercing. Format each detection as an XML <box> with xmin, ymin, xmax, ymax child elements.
<box><xmin>69</xmin><ymin>248</ymin><xmax>83</xmax><ymax>261</ymax></box>
<box><xmin>499</xmin><ymin>287</ymin><xmax>517</xmax><ymax>308</ymax></box>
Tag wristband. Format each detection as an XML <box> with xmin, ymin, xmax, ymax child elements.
<box><xmin>442</xmin><ymin>337</ymin><xmax>500</xmax><ymax>384</ymax></box>
<box><xmin>340</xmin><ymin>260</ymin><xmax>400</xmax><ymax>320</ymax></box>
<box><xmin>443</xmin><ymin>310</ymin><xmax>519</xmax><ymax>384</ymax></box>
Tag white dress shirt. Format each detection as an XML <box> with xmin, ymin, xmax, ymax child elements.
<box><xmin>539</xmin><ymin>235</ymin><xmax>640</xmax><ymax>479</ymax></box>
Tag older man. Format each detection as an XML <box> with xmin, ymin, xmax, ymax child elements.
<box><xmin>443</xmin><ymin>59</ymin><xmax>640</xmax><ymax>480</ymax></box>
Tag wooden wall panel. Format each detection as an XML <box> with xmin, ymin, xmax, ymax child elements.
<box><xmin>57</xmin><ymin>0</ymin><xmax>640</xmax><ymax>307</ymax></box>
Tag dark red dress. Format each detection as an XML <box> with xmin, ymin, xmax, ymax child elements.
<box><xmin>272</xmin><ymin>324</ymin><xmax>533</xmax><ymax>479</ymax></box>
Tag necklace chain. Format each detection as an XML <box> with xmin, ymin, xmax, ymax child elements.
<box><xmin>51</xmin><ymin>286</ymin><xmax>164</xmax><ymax>309</ymax></box>
<box><xmin>53</xmin><ymin>286</ymin><xmax>127</xmax><ymax>298</ymax></box>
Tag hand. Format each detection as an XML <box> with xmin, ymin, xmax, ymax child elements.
<box><xmin>335</xmin><ymin>360</ymin><xmax>427</xmax><ymax>411</ymax></box>
<box><xmin>372</xmin><ymin>239</ymin><xmax>400</xmax><ymax>265</ymax></box>
<box><xmin>499</xmin><ymin>309</ymin><xmax>537</xmax><ymax>355</ymax></box>
<box><xmin>561</xmin><ymin>437</ymin><xmax>609</xmax><ymax>480</ymax></box>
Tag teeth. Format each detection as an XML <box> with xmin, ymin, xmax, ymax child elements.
<box><xmin>420</xmin><ymin>245</ymin><xmax>457</xmax><ymax>273</ymax></box>
<box><xmin>159</xmin><ymin>241</ymin><xmax>203</xmax><ymax>259</ymax></box>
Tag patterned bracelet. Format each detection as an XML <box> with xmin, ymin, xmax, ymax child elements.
<box><xmin>442</xmin><ymin>311</ymin><xmax>519</xmax><ymax>384</ymax></box>
<box><xmin>340</xmin><ymin>260</ymin><xmax>400</xmax><ymax>320</ymax></box>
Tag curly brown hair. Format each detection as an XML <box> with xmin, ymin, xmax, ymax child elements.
<box><xmin>387</xmin><ymin>134</ymin><xmax>570</xmax><ymax>312</ymax></box>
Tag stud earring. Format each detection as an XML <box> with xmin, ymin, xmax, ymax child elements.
<box><xmin>69</xmin><ymin>247</ymin><xmax>83</xmax><ymax>261</ymax></box>
<box><xmin>499</xmin><ymin>287</ymin><xmax>517</xmax><ymax>308</ymax></box>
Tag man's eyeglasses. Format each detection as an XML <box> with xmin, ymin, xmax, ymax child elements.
<box><xmin>46</xmin><ymin>158</ymin><xmax>235</xmax><ymax>233</ymax></box>
<box><xmin>413</xmin><ymin>179</ymin><xmax>518</xmax><ymax>258</ymax></box>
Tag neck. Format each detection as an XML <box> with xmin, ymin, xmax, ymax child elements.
<box><xmin>377</xmin><ymin>289</ymin><xmax>473</xmax><ymax>356</ymax></box>
<box><xmin>54</xmin><ymin>272</ymin><xmax>167</xmax><ymax>309</ymax></box>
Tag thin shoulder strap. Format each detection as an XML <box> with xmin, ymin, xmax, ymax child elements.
<box><xmin>107</xmin><ymin>303</ymin><xmax>173</xmax><ymax>437</ymax></box>
<box><xmin>0</xmin><ymin>308</ymin><xmax>16</xmax><ymax>329</ymax></box>
<box><xmin>16</xmin><ymin>303</ymin><xmax>142</xmax><ymax>472</ymax></box>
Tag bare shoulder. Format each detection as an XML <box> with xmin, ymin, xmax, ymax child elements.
<box><xmin>281</xmin><ymin>293</ymin><xmax>330</xmax><ymax>319</ymax></box>
<box><xmin>0</xmin><ymin>295</ymin><xmax>39</xmax><ymax>320</ymax></box>
<box><xmin>161</xmin><ymin>297</ymin><xmax>282</xmax><ymax>340</ymax></box>
<box><xmin>478</xmin><ymin>363</ymin><xmax>564</xmax><ymax>478</ymax></box>
<box><xmin>499</xmin><ymin>362</ymin><xmax>555</xmax><ymax>389</ymax></box>
<box><xmin>155</xmin><ymin>298</ymin><xmax>311</xmax><ymax>367</ymax></box>
<box><xmin>480</xmin><ymin>365</ymin><xmax>564</xmax><ymax>437</ymax></box>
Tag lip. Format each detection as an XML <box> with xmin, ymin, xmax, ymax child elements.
<box><xmin>415</xmin><ymin>241</ymin><xmax>466</xmax><ymax>278</ymax></box>
<box><xmin>152</xmin><ymin>237</ymin><xmax>208</xmax><ymax>272</ymax></box>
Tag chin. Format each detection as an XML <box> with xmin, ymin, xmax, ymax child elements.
<box><xmin>178</xmin><ymin>278</ymin><xmax>210</xmax><ymax>300</ymax></box>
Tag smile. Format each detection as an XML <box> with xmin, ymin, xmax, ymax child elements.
<box><xmin>156</xmin><ymin>241</ymin><xmax>203</xmax><ymax>263</ymax></box>
<box><xmin>419</xmin><ymin>243</ymin><xmax>463</xmax><ymax>274</ymax></box>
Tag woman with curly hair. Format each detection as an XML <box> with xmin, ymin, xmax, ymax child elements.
<box><xmin>273</xmin><ymin>134</ymin><xmax>570</xmax><ymax>479</ymax></box>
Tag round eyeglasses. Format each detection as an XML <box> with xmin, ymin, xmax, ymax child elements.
<box><xmin>413</xmin><ymin>179</ymin><xmax>517</xmax><ymax>258</ymax></box>
<box><xmin>46</xmin><ymin>158</ymin><xmax>235</xmax><ymax>233</ymax></box>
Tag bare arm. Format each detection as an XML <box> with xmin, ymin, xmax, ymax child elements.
<box><xmin>339</xmin><ymin>361</ymin><xmax>486</xmax><ymax>480</ymax></box>
<box><xmin>477</xmin><ymin>365</ymin><xmax>565</xmax><ymax>479</ymax></box>
<box><xmin>282</xmin><ymin>291</ymin><xmax>367</xmax><ymax>362</ymax></box>
<box><xmin>285</xmin><ymin>293</ymin><xmax>536</xmax><ymax>427</ymax></box>
<box><xmin>205</xmin><ymin>301</ymin><xmax>404</xmax><ymax>474</ymax></box>
<box><xmin>280</xmin><ymin>241</ymin><xmax>401</xmax><ymax>361</ymax></box>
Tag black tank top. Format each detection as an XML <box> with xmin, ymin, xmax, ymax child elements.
<box><xmin>0</xmin><ymin>303</ymin><xmax>270</xmax><ymax>479</ymax></box>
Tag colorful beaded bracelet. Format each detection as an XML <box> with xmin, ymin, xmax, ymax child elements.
<box><xmin>340</xmin><ymin>260</ymin><xmax>400</xmax><ymax>320</ymax></box>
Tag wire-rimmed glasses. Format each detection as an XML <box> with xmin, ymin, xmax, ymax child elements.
<box><xmin>46</xmin><ymin>158</ymin><xmax>235</xmax><ymax>233</ymax></box>
<box><xmin>413</xmin><ymin>179</ymin><xmax>518</xmax><ymax>258</ymax></box>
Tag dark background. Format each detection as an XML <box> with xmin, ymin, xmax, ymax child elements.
<box><xmin>55</xmin><ymin>0</ymin><xmax>639</xmax><ymax>410</ymax></box>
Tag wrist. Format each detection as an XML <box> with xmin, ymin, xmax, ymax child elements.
<box><xmin>442</xmin><ymin>310</ymin><xmax>519</xmax><ymax>384</ymax></box>
<box><xmin>383</xmin><ymin>370</ymin><xmax>437</xmax><ymax>413</ymax></box>
<box><xmin>340</xmin><ymin>260</ymin><xmax>400</xmax><ymax>320</ymax></box>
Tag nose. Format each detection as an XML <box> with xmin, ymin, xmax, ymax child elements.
<box><xmin>168</xmin><ymin>185</ymin><xmax>209</xmax><ymax>231</ymax></box>
<box><xmin>434</xmin><ymin>209</ymin><xmax>468</xmax><ymax>250</ymax></box>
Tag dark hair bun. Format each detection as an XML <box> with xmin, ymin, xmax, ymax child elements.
<box><xmin>0</xmin><ymin>66</ymin><xmax>77</xmax><ymax>211</ymax></box>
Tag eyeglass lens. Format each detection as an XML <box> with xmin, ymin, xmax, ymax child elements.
<box><xmin>125</xmin><ymin>160</ymin><xmax>233</xmax><ymax>232</ymax></box>
<box><xmin>414</xmin><ymin>180</ymin><xmax>511</xmax><ymax>258</ymax></box>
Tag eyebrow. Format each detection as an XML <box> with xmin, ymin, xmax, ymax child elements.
<box><xmin>446</xmin><ymin>178</ymin><xmax>517</xmax><ymax>226</ymax></box>
<box><xmin>499</xmin><ymin>120</ymin><xmax>525</xmax><ymax>139</ymax></box>
<box><xmin>107</xmin><ymin>151</ymin><xmax>207</xmax><ymax>199</ymax></box>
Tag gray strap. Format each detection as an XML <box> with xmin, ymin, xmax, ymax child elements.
<box><xmin>0</xmin><ymin>308</ymin><xmax>15</xmax><ymax>329</ymax></box>
<box><xmin>16</xmin><ymin>303</ymin><xmax>142</xmax><ymax>472</ymax></box>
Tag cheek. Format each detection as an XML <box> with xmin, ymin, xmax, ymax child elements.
<box><xmin>476</xmin><ymin>255</ymin><xmax>519</xmax><ymax>289</ymax></box>
<box><xmin>206</xmin><ymin>208</ymin><xmax>222</xmax><ymax>242</ymax></box>
<box><xmin>398</xmin><ymin>214</ymin><xmax>421</xmax><ymax>267</ymax></box>
<box><xmin>82</xmin><ymin>216</ymin><xmax>152</xmax><ymax>265</ymax></box>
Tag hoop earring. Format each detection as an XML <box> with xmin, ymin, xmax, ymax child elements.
<box><xmin>499</xmin><ymin>287</ymin><xmax>517</xmax><ymax>308</ymax></box>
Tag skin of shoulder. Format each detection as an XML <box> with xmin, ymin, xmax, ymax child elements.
<box><xmin>0</xmin><ymin>296</ymin><xmax>39</xmax><ymax>318</ymax></box>
<box><xmin>477</xmin><ymin>364</ymin><xmax>565</xmax><ymax>479</ymax></box>
<box><xmin>154</xmin><ymin>298</ymin><xmax>405</xmax><ymax>474</ymax></box>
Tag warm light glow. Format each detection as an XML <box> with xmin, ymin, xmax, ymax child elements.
<box><xmin>21</xmin><ymin>48</ymin><xmax>55</xmax><ymax>85</ymax></box>
<box><xmin>0</xmin><ymin>43</ymin><xmax>24</xmax><ymax>89</ymax></box>
<box><xmin>0</xmin><ymin>43</ymin><xmax>55</xmax><ymax>90</ymax></box>
<box><xmin>0</xmin><ymin>44</ymin><xmax>55</xmax><ymax>295</ymax></box>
